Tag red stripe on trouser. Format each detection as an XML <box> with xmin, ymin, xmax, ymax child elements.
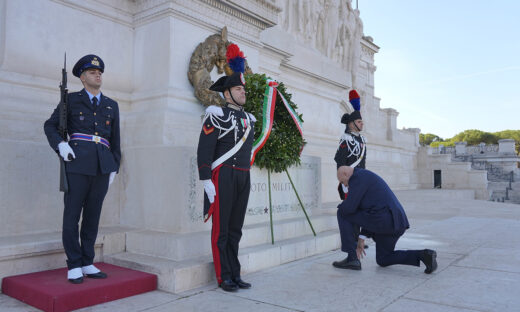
<box><xmin>210</xmin><ymin>165</ymin><xmax>223</xmax><ymax>284</ymax></box>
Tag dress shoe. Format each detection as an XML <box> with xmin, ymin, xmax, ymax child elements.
<box><xmin>67</xmin><ymin>267</ymin><xmax>83</xmax><ymax>284</ymax></box>
<box><xmin>332</xmin><ymin>257</ymin><xmax>361</xmax><ymax>270</ymax></box>
<box><xmin>219</xmin><ymin>279</ymin><xmax>239</xmax><ymax>292</ymax></box>
<box><xmin>232</xmin><ymin>277</ymin><xmax>251</xmax><ymax>289</ymax></box>
<box><xmin>82</xmin><ymin>264</ymin><xmax>107</xmax><ymax>279</ymax></box>
<box><xmin>420</xmin><ymin>249</ymin><xmax>438</xmax><ymax>274</ymax></box>
<box><xmin>68</xmin><ymin>276</ymin><xmax>84</xmax><ymax>284</ymax></box>
<box><xmin>85</xmin><ymin>271</ymin><xmax>107</xmax><ymax>279</ymax></box>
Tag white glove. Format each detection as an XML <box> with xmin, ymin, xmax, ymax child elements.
<box><xmin>341</xmin><ymin>184</ymin><xmax>348</xmax><ymax>194</ymax></box>
<box><xmin>109</xmin><ymin>172</ymin><xmax>116</xmax><ymax>186</ymax></box>
<box><xmin>58</xmin><ymin>141</ymin><xmax>76</xmax><ymax>161</ymax></box>
<box><xmin>203</xmin><ymin>179</ymin><xmax>216</xmax><ymax>204</ymax></box>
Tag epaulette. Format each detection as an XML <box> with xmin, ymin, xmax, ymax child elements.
<box><xmin>341</xmin><ymin>132</ymin><xmax>354</xmax><ymax>142</ymax></box>
<box><xmin>248</xmin><ymin>113</ymin><xmax>257</xmax><ymax>122</ymax></box>
<box><xmin>205</xmin><ymin>105</ymin><xmax>224</xmax><ymax>117</ymax></box>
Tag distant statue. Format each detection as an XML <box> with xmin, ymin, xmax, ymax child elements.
<box><xmin>479</xmin><ymin>142</ymin><xmax>486</xmax><ymax>154</ymax></box>
<box><xmin>348</xmin><ymin>9</ymin><xmax>363</xmax><ymax>88</ymax></box>
<box><xmin>323</xmin><ymin>0</ymin><xmax>340</xmax><ymax>58</ymax></box>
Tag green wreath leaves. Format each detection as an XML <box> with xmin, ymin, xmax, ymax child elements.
<box><xmin>244</xmin><ymin>73</ymin><xmax>306</xmax><ymax>173</ymax></box>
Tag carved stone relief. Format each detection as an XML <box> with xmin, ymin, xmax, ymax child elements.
<box><xmin>279</xmin><ymin>0</ymin><xmax>364</xmax><ymax>88</ymax></box>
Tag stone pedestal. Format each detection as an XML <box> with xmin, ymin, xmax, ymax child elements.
<box><xmin>455</xmin><ymin>141</ymin><xmax>467</xmax><ymax>155</ymax></box>
<box><xmin>499</xmin><ymin>139</ymin><xmax>516</xmax><ymax>155</ymax></box>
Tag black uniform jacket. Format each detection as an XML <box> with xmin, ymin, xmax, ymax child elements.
<box><xmin>197</xmin><ymin>105</ymin><xmax>255</xmax><ymax>180</ymax></box>
<box><xmin>44</xmin><ymin>89</ymin><xmax>121</xmax><ymax>176</ymax></box>
<box><xmin>334</xmin><ymin>131</ymin><xmax>366</xmax><ymax>169</ymax></box>
<box><xmin>335</xmin><ymin>131</ymin><xmax>366</xmax><ymax>199</ymax></box>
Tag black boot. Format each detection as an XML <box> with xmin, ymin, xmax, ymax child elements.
<box><xmin>68</xmin><ymin>276</ymin><xmax>83</xmax><ymax>284</ymax></box>
<box><xmin>219</xmin><ymin>279</ymin><xmax>239</xmax><ymax>292</ymax></box>
<box><xmin>232</xmin><ymin>277</ymin><xmax>251</xmax><ymax>289</ymax></box>
<box><xmin>420</xmin><ymin>249</ymin><xmax>438</xmax><ymax>274</ymax></box>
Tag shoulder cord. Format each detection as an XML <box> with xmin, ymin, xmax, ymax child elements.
<box><xmin>341</xmin><ymin>133</ymin><xmax>361</xmax><ymax>158</ymax></box>
<box><xmin>203</xmin><ymin>112</ymin><xmax>236</xmax><ymax>139</ymax></box>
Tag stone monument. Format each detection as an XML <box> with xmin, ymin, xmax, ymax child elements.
<box><xmin>0</xmin><ymin>0</ymin><xmax>438</xmax><ymax>293</ymax></box>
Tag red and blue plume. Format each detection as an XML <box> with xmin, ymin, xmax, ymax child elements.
<box><xmin>226</xmin><ymin>43</ymin><xmax>246</xmax><ymax>73</ymax></box>
<box><xmin>349</xmin><ymin>90</ymin><xmax>360</xmax><ymax>111</ymax></box>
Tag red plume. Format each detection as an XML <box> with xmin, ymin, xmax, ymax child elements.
<box><xmin>226</xmin><ymin>44</ymin><xmax>245</xmax><ymax>63</ymax></box>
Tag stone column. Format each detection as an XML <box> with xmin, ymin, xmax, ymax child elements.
<box><xmin>383</xmin><ymin>108</ymin><xmax>398</xmax><ymax>141</ymax></box>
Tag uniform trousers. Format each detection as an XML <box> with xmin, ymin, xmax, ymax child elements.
<box><xmin>337</xmin><ymin>209</ymin><xmax>421</xmax><ymax>267</ymax></box>
<box><xmin>63</xmin><ymin>172</ymin><xmax>110</xmax><ymax>269</ymax></box>
<box><xmin>208</xmin><ymin>165</ymin><xmax>250</xmax><ymax>283</ymax></box>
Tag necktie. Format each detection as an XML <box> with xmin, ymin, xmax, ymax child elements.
<box><xmin>92</xmin><ymin>97</ymin><xmax>98</xmax><ymax>106</ymax></box>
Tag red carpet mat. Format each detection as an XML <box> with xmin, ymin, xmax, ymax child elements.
<box><xmin>1</xmin><ymin>262</ymin><xmax>157</xmax><ymax>312</ymax></box>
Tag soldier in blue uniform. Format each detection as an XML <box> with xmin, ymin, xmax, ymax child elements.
<box><xmin>44</xmin><ymin>54</ymin><xmax>121</xmax><ymax>284</ymax></box>
<box><xmin>197</xmin><ymin>72</ymin><xmax>255</xmax><ymax>292</ymax></box>
<box><xmin>333</xmin><ymin>167</ymin><xmax>438</xmax><ymax>274</ymax></box>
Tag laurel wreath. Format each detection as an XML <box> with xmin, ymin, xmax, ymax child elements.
<box><xmin>243</xmin><ymin>73</ymin><xmax>306</xmax><ymax>173</ymax></box>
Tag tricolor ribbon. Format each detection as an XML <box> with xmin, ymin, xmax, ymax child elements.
<box><xmin>250</xmin><ymin>79</ymin><xmax>304</xmax><ymax>165</ymax></box>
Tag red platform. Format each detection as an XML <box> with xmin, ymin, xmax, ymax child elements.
<box><xmin>1</xmin><ymin>263</ymin><xmax>157</xmax><ymax>312</ymax></box>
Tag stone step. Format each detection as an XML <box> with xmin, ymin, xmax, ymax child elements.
<box><xmin>0</xmin><ymin>226</ymin><xmax>132</xmax><ymax>284</ymax></box>
<box><xmin>104</xmin><ymin>229</ymin><xmax>340</xmax><ymax>293</ymax></box>
<box><xmin>487</xmin><ymin>181</ymin><xmax>511</xmax><ymax>191</ymax></box>
<box><xmin>126</xmin><ymin>211</ymin><xmax>338</xmax><ymax>262</ymax></box>
<box><xmin>510</xmin><ymin>182</ymin><xmax>520</xmax><ymax>190</ymax></box>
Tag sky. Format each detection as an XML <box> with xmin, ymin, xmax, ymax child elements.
<box><xmin>358</xmin><ymin>0</ymin><xmax>520</xmax><ymax>139</ymax></box>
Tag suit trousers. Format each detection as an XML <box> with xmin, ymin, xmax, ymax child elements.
<box><xmin>337</xmin><ymin>209</ymin><xmax>420</xmax><ymax>267</ymax></box>
<box><xmin>209</xmin><ymin>165</ymin><xmax>250</xmax><ymax>283</ymax></box>
<box><xmin>63</xmin><ymin>172</ymin><xmax>110</xmax><ymax>269</ymax></box>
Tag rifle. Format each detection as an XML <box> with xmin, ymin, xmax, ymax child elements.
<box><xmin>58</xmin><ymin>53</ymin><xmax>70</xmax><ymax>193</ymax></box>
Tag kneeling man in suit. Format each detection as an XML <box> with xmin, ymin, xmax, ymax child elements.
<box><xmin>334</xmin><ymin>167</ymin><xmax>437</xmax><ymax>274</ymax></box>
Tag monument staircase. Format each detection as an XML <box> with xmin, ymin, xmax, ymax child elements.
<box><xmin>447</xmin><ymin>141</ymin><xmax>520</xmax><ymax>204</ymax></box>
<box><xmin>103</xmin><ymin>208</ymin><xmax>341</xmax><ymax>293</ymax></box>
<box><xmin>0</xmin><ymin>208</ymin><xmax>341</xmax><ymax>297</ymax></box>
<box><xmin>474</xmin><ymin>163</ymin><xmax>520</xmax><ymax>204</ymax></box>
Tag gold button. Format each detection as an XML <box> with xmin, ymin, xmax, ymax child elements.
<box><xmin>95</xmin><ymin>132</ymin><xmax>98</xmax><ymax>135</ymax></box>
<box><xmin>80</xmin><ymin>112</ymin><xmax>83</xmax><ymax>115</ymax></box>
<box><xmin>94</xmin><ymin>112</ymin><xmax>96</xmax><ymax>116</ymax></box>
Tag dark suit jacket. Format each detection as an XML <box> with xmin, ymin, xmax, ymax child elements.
<box><xmin>44</xmin><ymin>89</ymin><xmax>121</xmax><ymax>176</ymax></box>
<box><xmin>337</xmin><ymin>168</ymin><xmax>409</xmax><ymax>234</ymax></box>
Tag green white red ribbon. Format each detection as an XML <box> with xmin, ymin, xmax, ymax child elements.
<box><xmin>250</xmin><ymin>79</ymin><xmax>304</xmax><ymax>165</ymax></box>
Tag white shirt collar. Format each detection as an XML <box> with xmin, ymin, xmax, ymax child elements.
<box><xmin>85</xmin><ymin>89</ymin><xmax>101</xmax><ymax>103</ymax></box>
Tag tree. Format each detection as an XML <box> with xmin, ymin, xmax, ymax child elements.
<box><xmin>419</xmin><ymin>133</ymin><xmax>442</xmax><ymax>146</ymax></box>
<box><xmin>451</xmin><ymin>129</ymin><xmax>497</xmax><ymax>145</ymax></box>
<box><xmin>422</xmin><ymin>129</ymin><xmax>520</xmax><ymax>155</ymax></box>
